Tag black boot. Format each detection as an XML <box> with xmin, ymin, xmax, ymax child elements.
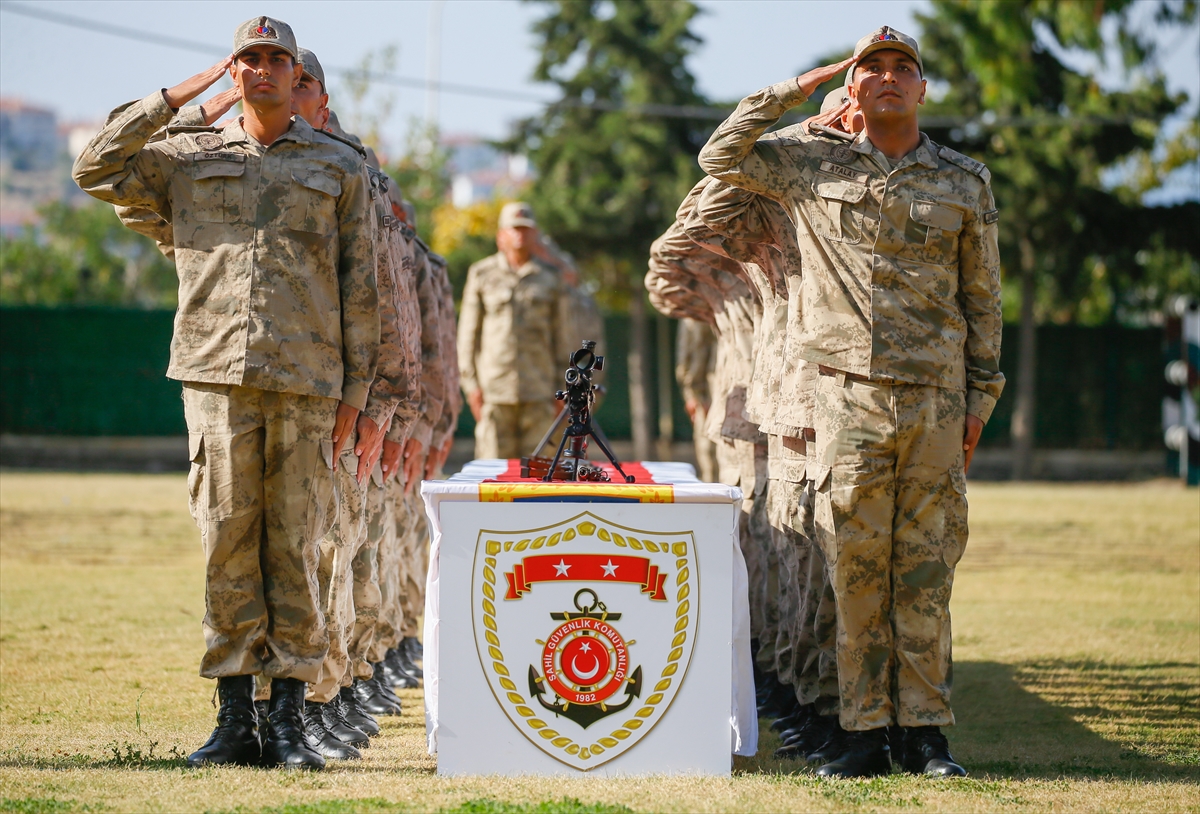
<box><xmin>261</xmin><ymin>678</ymin><xmax>325</xmax><ymax>770</ymax></box>
<box><xmin>187</xmin><ymin>675</ymin><xmax>261</xmax><ymax>768</ymax></box>
<box><xmin>403</xmin><ymin>636</ymin><xmax>423</xmax><ymax>663</ymax></box>
<box><xmin>373</xmin><ymin>662</ymin><xmax>410</xmax><ymax>702</ymax></box>
<box><xmin>321</xmin><ymin>695</ymin><xmax>370</xmax><ymax>747</ymax></box>
<box><xmin>758</xmin><ymin>674</ymin><xmax>794</xmax><ymax>719</ymax></box>
<box><xmin>805</xmin><ymin>718</ymin><xmax>847</xmax><ymax>764</ymax></box>
<box><xmin>254</xmin><ymin>699</ymin><xmax>271</xmax><ymax>751</ymax></box>
<box><xmin>770</xmin><ymin>699</ymin><xmax>805</xmax><ymax>733</ymax></box>
<box><xmin>339</xmin><ymin>686</ymin><xmax>380</xmax><ymax>737</ymax></box>
<box><xmin>382</xmin><ymin>651</ymin><xmax>419</xmax><ymax>689</ymax></box>
<box><xmin>353</xmin><ymin>675</ymin><xmax>401</xmax><ymax>716</ymax></box>
<box><xmin>393</xmin><ymin>645</ymin><xmax>423</xmax><ymax>680</ymax></box>
<box><xmin>899</xmin><ymin>726</ymin><xmax>967</xmax><ymax>777</ymax></box>
<box><xmin>887</xmin><ymin>725</ymin><xmax>906</xmax><ymax>766</ymax></box>
<box><xmin>303</xmin><ymin>700</ymin><xmax>361</xmax><ymax>761</ymax></box>
<box><xmin>774</xmin><ymin>707</ymin><xmax>833</xmax><ymax>760</ymax></box>
<box><xmin>815</xmin><ymin>727</ymin><xmax>892</xmax><ymax>778</ymax></box>
<box><xmin>373</xmin><ymin>670</ymin><xmax>406</xmax><ymax>708</ymax></box>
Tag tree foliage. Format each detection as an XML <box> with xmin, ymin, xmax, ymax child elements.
<box><xmin>503</xmin><ymin>0</ymin><xmax>709</xmax><ymax>303</ymax></box>
<box><xmin>917</xmin><ymin>0</ymin><xmax>1199</xmax><ymax>325</ymax></box>
<box><xmin>0</xmin><ymin>200</ymin><xmax>177</xmax><ymax>308</ymax></box>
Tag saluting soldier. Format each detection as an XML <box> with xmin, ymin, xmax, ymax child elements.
<box><xmin>73</xmin><ymin>18</ymin><xmax>380</xmax><ymax>771</ymax></box>
<box><xmin>457</xmin><ymin>202</ymin><xmax>572</xmax><ymax>459</ymax></box>
<box><xmin>700</xmin><ymin>27</ymin><xmax>1004</xmax><ymax>778</ymax></box>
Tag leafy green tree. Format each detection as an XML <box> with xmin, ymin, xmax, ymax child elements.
<box><xmin>504</xmin><ymin>0</ymin><xmax>710</xmax><ymax>457</ymax></box>
<box><xmin>916</xmin><ymin>0</ymin><xmax>1199</xmax><ymax>477</ymax></box>
<box><xmin>1</xmin><ymin>200</ymin><xmax>177</xmax><ymax>307</ymax></box>
<box><xmin>383</xmin><ymin>118</ymin><xmax>452</xmax><ymax>247</ymax></box>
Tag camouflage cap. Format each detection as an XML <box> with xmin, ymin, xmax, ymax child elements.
<box><xmin>851</xmin><ymin>25</ymin><xmax>922</xmax><ymax>75</ymax></box>
<box><xmin>499</xmin><ymin>201</ymin><xmax>537</xmax><ymax>229</ymax></box>
<box><xmin>821</xmin><ymin>87</ymin><xmax>850</xmax><ymax>114</ymax></box>
<box><xmin>232</xmin><ymin>15</ymin><xmax>297</xmax><ymax>59</ymax></box>
<box><xmin>297</xmin><ymin>48</ymin><xmax>325</xmax><ymax>92</ymax></box>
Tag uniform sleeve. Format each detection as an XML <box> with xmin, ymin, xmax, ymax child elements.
<box><xmin>697</xmin><ymin>81</ymin><xmax>808</xmax><ymax>202</ymax></box>
<box><xmin>430</xmin><ymin>261</ymin><xmax>462</xmax><ymax>450</ymax></box>
<box><xmin>456</xmin><ymin>263</ymin><xmax>484</xmax><ymax>399</ymax></box>
<box><xmin>362</xmin><ymin>221</ymin><xmax>407</xmax><ymax>431</ymax></box>
<box><xmin>72</xmin><ymin>91</ymin><xmax>176</xmax><ymax>216</ymax></box>
<box><xmin>334</xmin><ymin>166</ymin><xmax>381</xmax><ymax>411</ymax></box>
<box><xmin>675</xmin><ymin>319</ymin><xmax>714</xmax><ymax>406</ymax></box>
<box><xmin>114</xmin><ymin>205</ymin><xmax>175</xmax><ymax>260</ymax></box>
<box><xmin>959</xmin><ymin>183</ymin><xmax>1005</xmax><ymax>423</ymax></box>
<box><xmin>168</xmin><ymin>105</ymin><xmax>208</xmax><ymax>129</ymax></box>
<box><xmin>407</xmin><ymin>251</ymin><xmax>446</xmax><ymax>447</ymax></box>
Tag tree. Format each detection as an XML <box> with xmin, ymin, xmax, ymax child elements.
<box><xmin>916</xmin><ymin>0</ymin><xmax>1200</xmax><ymax>477</ymax></box>
<box><xmin>0</xmin><ymin>200</ymin><xmax>177</xmax><ymax>308</ymax></box>
<box><xmin>504</xmin><ymin>0</ymin><xmax>710</xmax><ymax>459</ymax></box>
<box><xmin>383</xmin><ymin>118</ymin><xmax>452</xmax><ymax>248</ymax></box>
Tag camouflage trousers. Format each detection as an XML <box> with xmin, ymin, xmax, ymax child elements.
<box><xmin>812</xmin><ymin>374</ymin><xmax>968</xmax><ymax>730</ymax></box>
<box><xmin>721</xmin><ymin>440</ymin><xmax>771</xmax><ymax>655</ymax></box>
<box><xmin>368</xmin><ymin>474</ymin><xmax>406</xmax><ymax>664</ymax></box>
<box><xmin>397</xmin><ymin>487</ymin><xmax>429</xmax><ymax>640</ymax></box>
<box><xmin>182</xmin><ymin>382</ymin><xmax>337</xmax><ymax>683</ymax></box>
<box><xmin>474</xmin><ymin>400</ymin><xmax>560</xmax><ymax>459</ymax></box>
<box><xmin>345</xmin><ymin>469</ymin><xmax>390</xmax><ymax>681</ymax></box>
<box><xmin>691</xmin><ymin>405</ymin><xmax>719</xmax><ymax>482</ymax></box>
<box><xmin>308</xmin><ymin>429</ymin><xmax>369</xmax><ymax>704</ymax></box>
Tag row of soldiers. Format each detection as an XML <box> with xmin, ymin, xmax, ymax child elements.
<box><xmin>73</xmin><ymin>17</ymin><xmax>457</xmax><ymax>770</ymax></box>
<box><xmin>658</xmin><ymin>26</ymin><xmax>1004</xmax><ymax>778</ymax></box>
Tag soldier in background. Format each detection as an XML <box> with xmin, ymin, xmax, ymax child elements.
<box><xmin>674</xmin><ymin>318</ymin><xmax>719</xmax><ymax>482</ymax></box>
<box><xmin>457</xmin><ymin>202</ymin><xmax>571</xmax><ymax>459</ymax></box>
<box><xmin>74</xmin><ymin>17</ymin><xmax>379</xmax><ymax>771</ymax></box>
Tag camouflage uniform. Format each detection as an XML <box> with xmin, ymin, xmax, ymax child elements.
<box><xmin>74</xmin><ymin>92</ymin><xmax>379</xmax><ymax>682</ymax></box>
<box><xmin>699</xmin><ymin>79</ymin><xmax>1004</xmax><ymax>729</ymax></box>
<box><xmin>457</xmin><ymin>251</ymin><xmax>571</xmax><ymax>459</ymax></box>
<box><xmin>674</xmin><ymin>318</ymin><xmax>719</xmax><ymax>482</ymax></box>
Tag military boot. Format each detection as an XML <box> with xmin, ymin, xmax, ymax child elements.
<box><xmin>898</xmin><ymin>726</ymin><xmax>967</xmax><ymax>777</ymax></box>
<box><xmin>261</xmin><ymin>678</ymin><xmax>325</xmax><ymax>770</ymax></box>
<box><xmin>382</xmin><ymin>651</ymin><xmax>419</xmax><ymax>689</ymax></box>
<box><xmin>393</xmin><ymin>644</ymin><xmax>423</xmax><ymax>680</ymax></box>
<box><xmin>372</xmin><ymin>664</ymin><xmax>408</xmax><ymax>705</ymax></box>
<box><xmin>339</xmin><ymin>685</ymin><xmax>380</xmax><ymax>737</ymax></box>
<box><xmin>353</xmin><ymin>675</ymin><xmax>401</xmax><ymax>716</ymax></box>
<box><xmin>805</xmin><ymin>718</ymin><xmax>847</xmax><ymax>764</ymax></box>
<box><xmin>815</xmin><ymin>727</ymin><xmax>892</xmax><ymax>778</ymax></box>
<box><xmin>321</xmin><ymin>695</ymin><xmax>370</xmax><ymax>747</ymax></box>
<box><xmin>302</xmin><ymin>700</ymin><xmax>361</xmax><ymax>761</ymax></box>
<box><xmin>403</xmin><ymin>635</ymin><xmax>423</xmax><ymax>663</ymax></box>
<box><xmin>774</xmin><ymin>707</ymin><xmax>833</xmax><ymax>760</ymax></box>
<box><xmin>187</xmin><ymin>675</ymin><xmax>261</xmax><ymax>768</ymax></box>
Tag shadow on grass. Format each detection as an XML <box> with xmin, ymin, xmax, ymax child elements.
<box><xmin>740</xmin><ymin>659</ymin><xmax>1199</xmax><ymax>782</ymax></box>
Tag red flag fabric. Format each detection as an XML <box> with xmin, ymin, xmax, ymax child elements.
<box><xmin>504</xmin><ymin>553</ymin><xmax>668</xmax><ymax>601</ymax></box>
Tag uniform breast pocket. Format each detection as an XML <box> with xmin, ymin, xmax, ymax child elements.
<box><xmin>811</xmin><ymin>178</ymin><xmax>867</xmax><ymax>244</ymax></box>
<box><xmin>189</xmin><ymin>159</ymin><xmax>245</xmax><ymax>223</ymax></box>
<box><xmin>905</xmin><ymin>200</ymin><xmax>963</xmax><ymax>262</ymax></box>
<box><xmin>515</xmin><ymin>279</ymin><xmax>557</xmax><ymax>322</ymax></box>
<box><xmin>288</xmin><ymin>171</ymin><xmax>341</xmax><ymax>234</ymax></box>
<box><xmin>481</xmin><ymin>284</ymin><xmax>515</xmax><ymax>315</ymax></box>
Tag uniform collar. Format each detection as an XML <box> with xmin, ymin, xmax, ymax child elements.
<box><xmin>219</xmin><ymin>115</ymin><xmax>311</xmax><ymax>148</ymax></box>
<box><xmin>852</xmin><ymin>131</ymin><xmax>939</xmax><ymax>172</ymax></box>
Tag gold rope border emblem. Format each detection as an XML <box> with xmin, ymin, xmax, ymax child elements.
<box><xmin>480</xmin><ymin>519</ymin><xmax>693</xmax><ymax>766</ymax></box>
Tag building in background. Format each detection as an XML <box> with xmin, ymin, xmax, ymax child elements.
<box><xmin>0</xmin><ymin>97</ymin><xmax>91</xmax><ymax>235</ymax></box>
<box><xmin>445</xmin><ymin>134</ymin><xmax>529</xmax><ymax>208</ymax></box>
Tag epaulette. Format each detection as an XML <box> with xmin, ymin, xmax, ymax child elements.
<box><xmin>414</xmin><ymin>235</ymin><xmax>432</xmax><ymax>255</ymax></box>
<box><xmin>937</xmin><ymin>144</ymin><xmax>990</xmax><ymax>184</ymax></box>
<box><xmin>317</xmin><ymin>129</ymin><xmax>368</xmax><ymax>158</ymax></box>
<box><xmin>168</xmin><ymin>125</ymin><xmax>221</xmax><ymax>133</ymax></box>
<box><xmin>366</xmin><ymin>165</ymin><xmax>389</xmax><ymax>192</ymax></box>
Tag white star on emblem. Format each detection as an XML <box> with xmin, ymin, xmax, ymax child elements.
<box><xmin>601</xmin><ymin>559</ymin><xmax>619</xmax><ymax>577</ymax></box>
<box><xmin>553</xmin><ymin>559</ymin><xmax>571</xmax><ymax>577</ymax></box>
<box><xmin>579</xmin><ymin>641</ymin><xmax>592</xmax><ymax>653</ymax></box>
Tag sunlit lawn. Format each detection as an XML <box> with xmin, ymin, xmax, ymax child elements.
<box><xmin>0</xmin><ymin>472</ymin><xmax>1196</xmax><ymax>813</ymax></box>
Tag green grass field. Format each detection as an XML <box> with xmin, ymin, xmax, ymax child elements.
<box><xmin>0</xmin><ymin>472</ymin><xmax>1196</xmax><ymax>813</ymax></box>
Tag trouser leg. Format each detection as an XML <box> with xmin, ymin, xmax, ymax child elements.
<box><xmin>348</xmin><ymin>472</ymin><xmax>387</xmax><ymax>680</ymax></box>
<box><xmin>692</xmin><ymin>406</ymin><xmax>719</xmax><ymax>483</ymax></box>
<box><xmin>309</xmin><ymin>429</ymin><xmax>368</xmax><ymax>703</ymax></box>
<box><xmin>891</xmin><ymin>384</ymin><xmax>967</xmax><ymax>728</ymax></box>
<box><xmin>398</xmin><ymin>489</ymin><xmax>428</xmax><ymax>639</ymax></box>
<box><xmin>768</xmin><ymin>477</ymin><xmax>803</xmax><ymax>685</ymax></box>
<box><xmin>476</xmin><ymin>402</ymin><xmax>521</xmax><ymax>460</ymax></box>
<box><xmin>184</xmin><ymin>383</ymin><xmax>268</xmax><ymax>679</ymax></box>
<box><xmin>518</xmin><ymin>399</ymin><xmax>562</xmax><ymax>460</ymax></box>
<box><xmin>813</xmin><ymin>375</ymin><xmax>898</xmax><ymax>731</ymax></box>
<box><xmin>258</xmin><ymin>389</ymin><xmax>339</xmax><ymax>682</ymax></box>
<box><xmin>368</xmin><ymin>475</ymin><xmax>405</xmax><ymax>662</ymax></box>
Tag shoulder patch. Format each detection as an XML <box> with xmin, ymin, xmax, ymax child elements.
<box><xmin>316</xmin><ymin>129</ymin><xmax>368</xmax><ymax>158</ymax></box>
<box><xmin>983</xmin><ymin>209</ymin><xmax>999</xmax><ymax>225</ymax></box>
<box><xmin>937</xmin><ymin>145</ymin><xmax>991</xmax><ymax>183</ymax></box>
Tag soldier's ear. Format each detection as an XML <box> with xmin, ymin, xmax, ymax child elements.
<box><xmin>918</xmin><ymin>78</ymin><xmax>926</xmax><ymax>106</ymax></box>
<box><xmin>292</xmin><ymin>61</ymin><xmax>303</xmax><ymax>88</ymax></box>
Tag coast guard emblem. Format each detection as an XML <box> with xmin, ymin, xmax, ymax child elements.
<box><xmin>473</xmin><ymin>511</ymin><xmax>698</xmax><ymax>771</ymax></box>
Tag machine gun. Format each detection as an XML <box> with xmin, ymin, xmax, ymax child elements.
<box><xmin>520</xmin><ymin>341</ymin><xmax>636</xmax><ymax>483</ymax></box>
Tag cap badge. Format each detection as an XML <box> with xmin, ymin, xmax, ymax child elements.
<box><xmin>254</xmin><ymin>17</ymin><xmax>276</xmax><ymax>39</ymax></box>
<box><xmin>875</xmin><ymin>26</ymin><xmax>895</xmax><ymax>42</ymax></box>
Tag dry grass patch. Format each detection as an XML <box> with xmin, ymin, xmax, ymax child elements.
<box><xmin>0</xmin><ymin>473</ymin><xmax>1196</xmax><ymax>812</ymax></box>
